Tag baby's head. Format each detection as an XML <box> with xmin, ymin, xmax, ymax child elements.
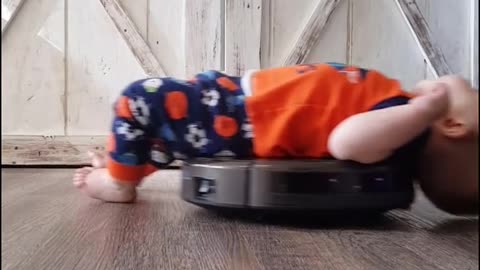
<box><xmin>414</xmin><ymin>75</ymin><xmax>478</xmax><ymax>135</ymax></box>
<box><xmin>414</xmin><ymin>75</ymin><xmax>478</xmax><ymax>214</ymax></box>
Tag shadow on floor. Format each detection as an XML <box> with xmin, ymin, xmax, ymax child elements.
<box><xmin>189</xmin><ymin>207</ymin><xmax>412</xmax><ymax>231</ymax></box>
<box><xmin>430</xmin><ymin>218</ymin><xmax>479</xmax><ymax>234</ymax></box>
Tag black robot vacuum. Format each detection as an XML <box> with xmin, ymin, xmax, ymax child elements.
<box><xmin>181</xmin><ymin>159</ymin><xmax>415</xmax><ymax>213</ymax></box>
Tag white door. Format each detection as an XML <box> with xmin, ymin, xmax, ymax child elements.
<box><xmin>2</xmin><ymin>0</ymin><xmax>477</xmax><ymax>165</ymax></box>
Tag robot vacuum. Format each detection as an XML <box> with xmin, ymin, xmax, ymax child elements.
<box><xmin>181</xmin><ymin>159</ymin><xmax>415</xmax><ymax>213</ymax></box>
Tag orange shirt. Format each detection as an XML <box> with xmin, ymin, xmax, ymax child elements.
<box><xmin>244</xmin><ymin>63</ymin><xmax>413</xmax><ymax>158</ymax></box>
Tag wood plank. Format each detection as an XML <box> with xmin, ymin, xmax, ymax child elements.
<box><xmin>2</xmin><ymin>168</ymin><xmax>478</xmax><ymax>270</ymax></box>
<box><xmin>1</xmin><ymin>136</ymin><xmax>184</xmax><ymax>166</ymax></box>
<box><xmin>225</xmin><ymin>0</ymin><xmax>262</xmax><ymax>75</ymax></box>
<box><xmin>1</xmin><ymin>0</ymin><xmax>26</xmax><ymax>36</ymax></box>
<box><xmin>395</xmin><ymin>0</ymin><xmax>451</xmax><ymax>78</ymax></box>
<box><xmin>259</xmin><ymin>0</ymin><xmax>272</xmax><ymax>68</ymax></box>
<box><xmin>118</xmin><ymin>0</ymin><xmax>148</xmax><ymax>40</ymax></box>
<box><xmin>472</xmin><ymin>0</ymin><xmax>478</xmax><ymax>88</ymax></box>
<box><xmin>67</xmin><ymin>0</ymin><xmax>146</xmax><ymax>135</ymax></box>
<box><xmin>148</xmin><ymin>0</ymin><xmax>185</xmax><ymax>77</ymax></box>
<box><xmin>350</xmin><ymin>0</ymin><xmax>428</xmax><ymax>90</ymax></box>
<box><xmin>260</xmin><ymin>0</ymin><xmax>318</xmax><ymax>68</ymax></box>
<box><xmin>1</xmin><ymin>136</ymin><xmax>107</xmax><ymax>165</ymax></box>
<box><xmin>305</xmin><ymin>0</ymin><xmax>348</xmax><ymax>64</ymax></box>
<box><xmin>100</xmin><ymin>0</ymin><xmax>165</xmax><ymax>77</ymax></box>
<box><xmin>1</xmin><ymin>0</ymin><xmax>65</xmax><ymax>135</ymax></box>
<box><xmin>37</xmin><ymin>0</ymin><xmax>64</xmax><ymax>53</ymax></box>
<box><xmin>281</xmin><ymin>0</ymin><xmax>341</xmax><ymax>66</ymax></box>
<box><xmin>184</xmin><ymin>0</ymin><xmax>223</xmax><ymax>78</ymax></box>
<box><xmin>416</xmin><ymin>0</ymin><xmax>471</xmax><ymax>81</ymax></box>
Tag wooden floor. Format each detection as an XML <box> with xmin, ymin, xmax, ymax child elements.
<box><xmin>2</xmin><ymin>169</ymin><xmax>478</xmax><ymax>270</ymax></box>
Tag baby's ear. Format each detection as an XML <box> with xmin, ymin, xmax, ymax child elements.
<box><xmin>438</xmin><ymin>117</ymin><xmax>469</xmax><ymax>139</ymax></box>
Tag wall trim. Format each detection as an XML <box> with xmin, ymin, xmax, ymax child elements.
<box><xmin>2</xmin><ymin>135</ymin><xmax>106</xmax><ymax>166</ymax></box>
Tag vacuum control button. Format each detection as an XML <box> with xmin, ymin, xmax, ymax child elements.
<box><xmin>198</xmin><ymin>180</ymin><xmax>211</xmax><ymax>194</ymax></box>
<box><xmin>195</xmin><ymin>178</ymin><xmax>216</xmax><ymax>197</ymax></box>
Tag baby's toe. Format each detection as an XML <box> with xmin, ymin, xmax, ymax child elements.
<box><xmin>72</xmin><ymin>167</ymin><xmax>94</xmax><ymax>188</ymax></box>
<box><xmin>73</xmin><ymin>180</ymin><xmax>86</xmax><ymax>188</ymax></box>
<box><xmin>78</xmin><ymin>167</ymin><xmax>94</xmax><ymax>175</ymax></box>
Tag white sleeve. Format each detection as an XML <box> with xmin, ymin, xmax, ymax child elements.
<box><xmin>240</xmin><ymin>69</ymin><xmax>258</xmax><ymax>97</ymax></box>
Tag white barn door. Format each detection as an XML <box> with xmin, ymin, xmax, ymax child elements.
<box><xmin>2</xmin><ymin>0</ymin><xmax>477</xmax><ymax>165</ymax></box>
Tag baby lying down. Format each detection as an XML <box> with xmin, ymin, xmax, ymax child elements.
<box><xmin>73</xmin><ymin>63</ymin><xmax>478</xmax><ymax>215</ymax></box>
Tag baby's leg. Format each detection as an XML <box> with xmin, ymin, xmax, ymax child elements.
<box><xmin>73</xmin><ymin>72</ymin><xmax>254</xmax><ymax>202</ymax></box>
<box><xmin>73</xmin><ymin>124</ymin><xmax>153</xmax><ymax>203</ymax></box>
<box><xmin>74</xmin><ymin>79</ymin><xmax>172</xmax><ymax>202</ymax></box>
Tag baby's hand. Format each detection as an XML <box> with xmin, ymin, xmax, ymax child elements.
<box><xmin>409</xmin><ymin>82</ymin><xmax>449</xmax><ymax>120</ymax></box>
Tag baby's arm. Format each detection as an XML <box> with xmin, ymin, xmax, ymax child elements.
<box><xmin>328</xmin><ymin>86</ymin><xmax>449</xmax><ymax>164</ymax></box>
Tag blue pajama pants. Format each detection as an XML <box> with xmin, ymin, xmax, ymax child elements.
<box><xmin>107</xmin><ymin>71</ymin><xmax>254</xmax><ymax>181</ymax></box>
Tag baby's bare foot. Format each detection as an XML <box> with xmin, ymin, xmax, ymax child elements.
<box><xmin>73</xmin><ymin>168</ymin><xmax>136</xmax><ymax>203</ymax></box>
<box><xmin>73</xmin><ymin>151</ymin><xmax>137</xmax><ymax>202</ymax></box>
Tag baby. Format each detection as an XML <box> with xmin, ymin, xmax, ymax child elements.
<box><xmin>73</xmin><ymin>63</ymin><xmax>478</xmax><ymax>215</ymax></box>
